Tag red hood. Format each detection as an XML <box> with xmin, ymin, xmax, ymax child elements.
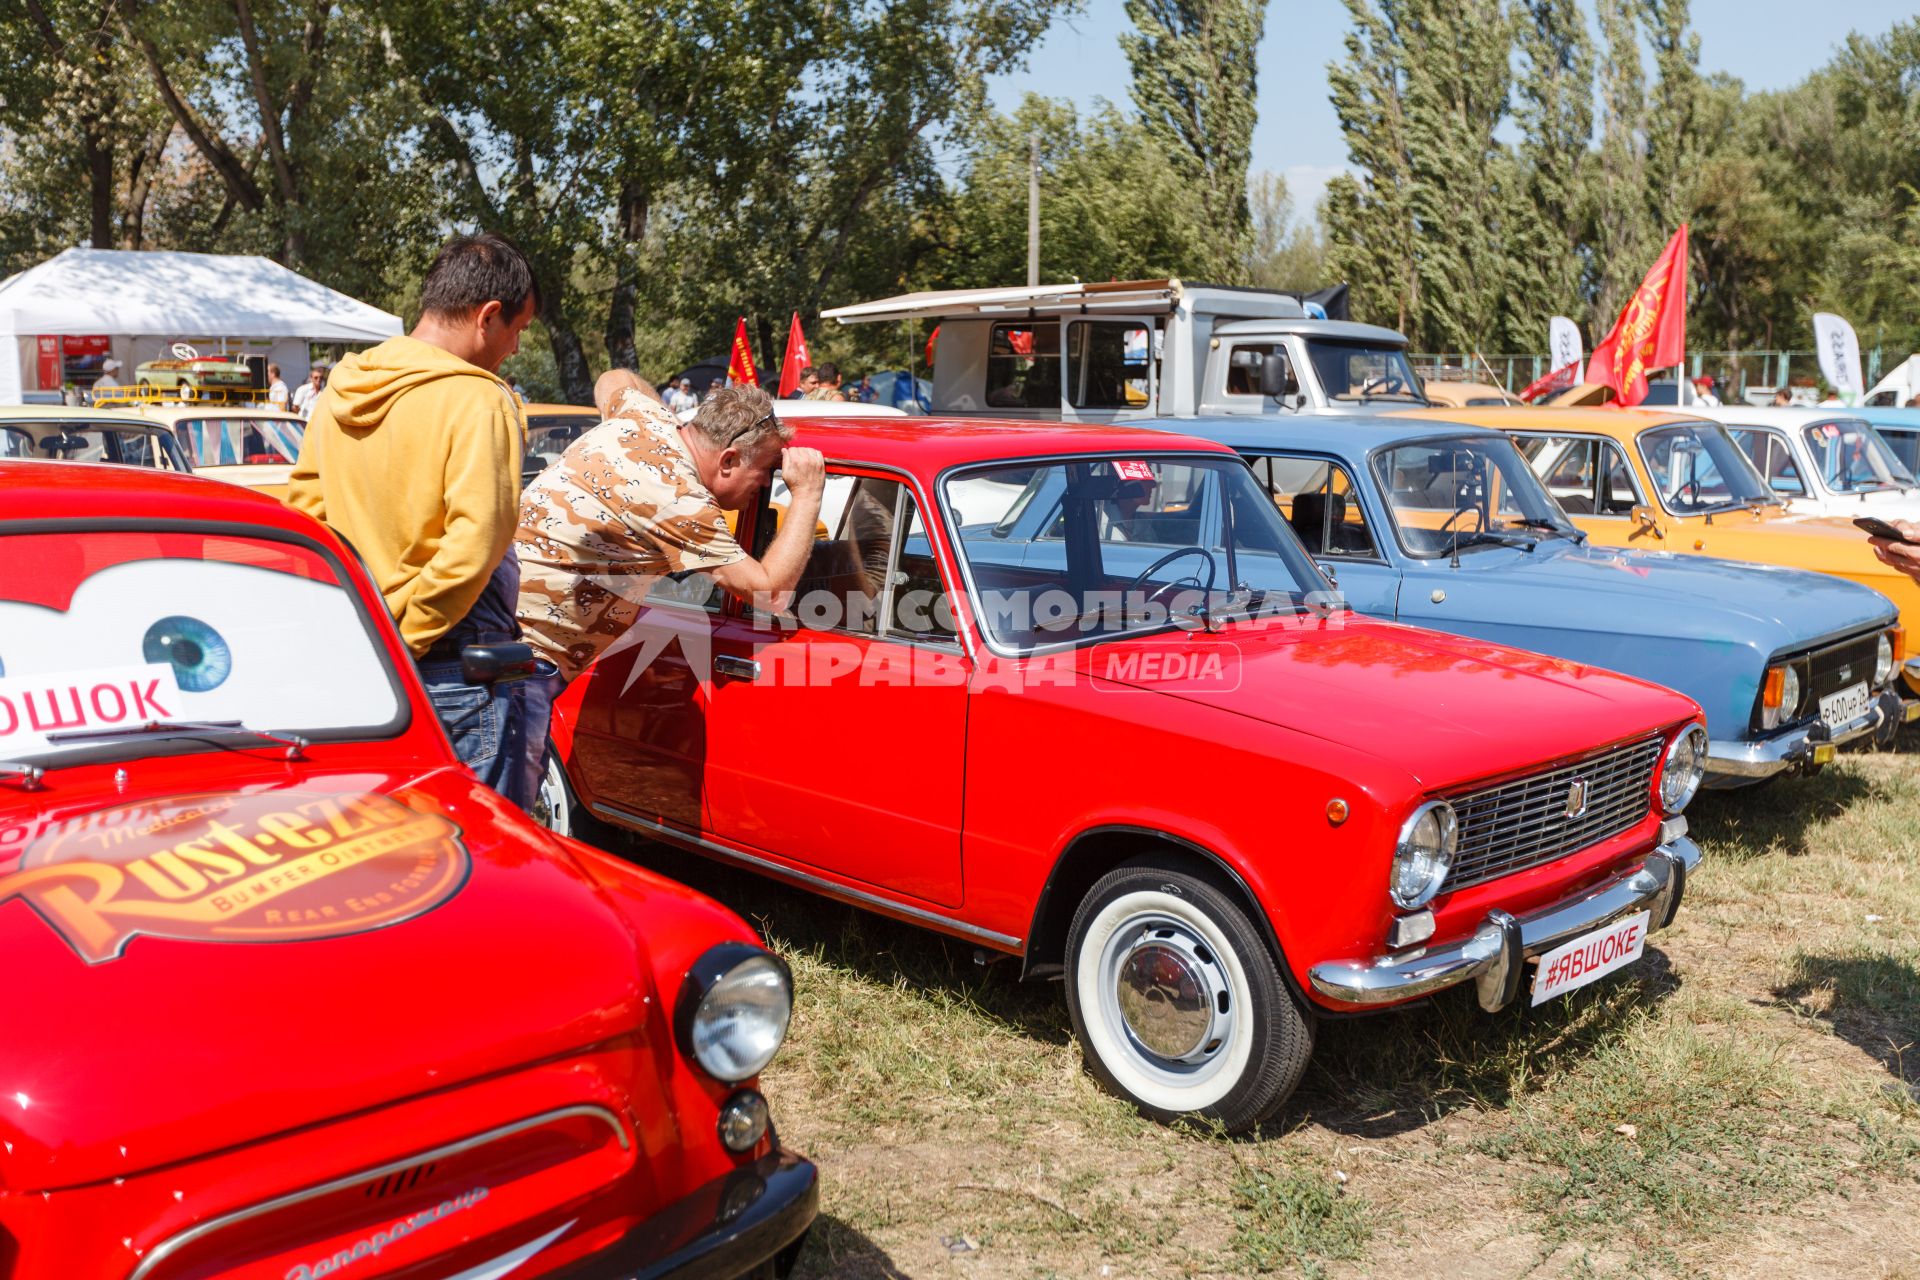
<box><xmin>0</xmin><ymin>761</ymin><xmax>665</xmax><ymax>1192</ymax></box>
<box><xmin>1079</xmin><ymin>615</ymin><xmax>1697</xmax><ymax>792</ymax></box>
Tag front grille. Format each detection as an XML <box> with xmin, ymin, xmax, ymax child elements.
<box><xmin>1442</xmin><ymin>735</ymin><xmax>1662</xmax><ymax>893</ymax></box>
<box><xmin>1805</xmin><ymin>632</ymin><xmax>1880</xmax><ymax>703</ymax></box>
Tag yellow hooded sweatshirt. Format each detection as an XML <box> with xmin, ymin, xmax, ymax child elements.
<box><xmin>288</xmin><ymin>336</ymin><xmax>523</xmax><ymax>656</ymax></box>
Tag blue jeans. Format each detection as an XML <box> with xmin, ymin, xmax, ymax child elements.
<box><xmin>418</xmin><ymin>659</ymin><xmax>559</xmax><ymax>814</ymax></box>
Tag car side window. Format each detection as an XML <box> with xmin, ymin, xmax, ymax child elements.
<box><xmin>1253</xmin><ymin>455</ymin><xmax>1378</xmax><ymax>558</ymax></box>
<box><xmin>1065</xmin><ymin>322</ymin><xmax>1151</xmax><ymax>409</ymax></box>
<box><xmin>781</xmin><ymin>473</ymin><xmax>958</xmax><ymax>645</ymax></box>
<box><xmin>1514</xmin><ymin>434</ymin><xmax>1640</xmax><ymax>516</ymax></box>
<box><xmin>985</xmin><ymin>322</ymin><xmax>1061</xmax><ymax>409</ymax></box>
<box><xmin>1881</xmin><ymin>427</ymin><xmax>1920</xmax><ymax>475</ymax></box>
<box><xmin>1727</xmin><ymin>428</ymin><xmax>1803</xmax><ymax>496</ymax></box>
<box><xmin>1224</xmin><ymin>343</ymin><xmax>1286</xmax><ymax>397</ymax></box>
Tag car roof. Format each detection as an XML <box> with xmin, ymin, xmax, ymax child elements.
<box><xmin>1388</xmin><ymin>406</ymin><xmax>1709</xmax><ymax>439</ymax></box>
<box><xmin>1688</xmin><ymin>405</ymin><xmax>1873</xmax><ymax>428</ymax></box>
<box><xmin>1143</xmin><ymin>413</ymin><xmax>1508</xmax><ymax>456</ymax></box>
<box><xmin>1211</xmin><ymin>318</ymin><xmax>1408</xmax><ymax>344</ymax></box>
<box><xmin>0</xmin><ymin>458</ymin><xmax>319</xmax><ymax>530</ymax></box>
<box><xmin>0</xmin><ymin>405</ymin><xmax>164</xmax><ymax>425</ymax></box>
<box><xmin>785</xmin><ymin>416</ymin><xmax>1237</xmax><ymax>471</ymax></box>
<box><xmin>130</xmin><ymin>405</ymin><xmax>304</xmax><ymax>424</ymax></box>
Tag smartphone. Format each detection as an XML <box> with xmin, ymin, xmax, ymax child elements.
<box><xmin>1854</xmin><ymin>516</ymin><xmax>1920</xmax><ymax>544</ymax></box>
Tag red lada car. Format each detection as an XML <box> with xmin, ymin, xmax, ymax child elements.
<box><xmin>0</xmin><ymin>461</ymin><xmax>814</xmax><ymax>1278</ymax></box>
<box><xmin>537</xmin><ymin>419</ymin><xmax>1710</xmax><ymax>1134</ymax></box>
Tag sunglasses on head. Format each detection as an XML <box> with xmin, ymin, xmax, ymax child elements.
<box><xmin>722</xmin><ymin>411</ymin><xmax>777</xmax><ymax>451</ymax></box>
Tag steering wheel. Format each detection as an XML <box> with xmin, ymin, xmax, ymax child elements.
<box><xmin>170</xmin><ymin>342</ymin><xmax>200</xmax><ymax>361</ymax></box>
<box><xmin>1361</xmin><ymin>373</ymin><xmax>1408</xmax><ymax>397</ymax></box>
<box><xmin>1674</xmin><ymin>479</ymin><xmax>1700</xmax><ymax>504</ymax></box>
<box><xmin>1438</xmin><ymin>505</ymin><xmax>1483</xmax><ymax>533</ymax></box>
<box><xmin>1126</xmin><ymin>546</ymin><xmax>1219</xmax><ymax>609</ymax></box>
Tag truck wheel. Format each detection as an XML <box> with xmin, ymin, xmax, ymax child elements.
<box><xmin>1066</xmin><ymin>863</ymin><xmax>1311</xmax><ymax>1133</ymax></box>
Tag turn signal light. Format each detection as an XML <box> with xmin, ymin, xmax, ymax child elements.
<box><xmin>1762</xmin><ymin>666</ymin><xmax>1786</xmax><ymax>709</ymax></box>
<box><xmin>1892</xmin><ymin>629</ymin><xmax>1907</xmax><ymax>666</ymax></box>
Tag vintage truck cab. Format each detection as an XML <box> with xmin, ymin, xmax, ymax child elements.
<box><xmin>820</xmin><ymin>280</ymin><xmax>1427</xmax><ymax>422</ymax></box>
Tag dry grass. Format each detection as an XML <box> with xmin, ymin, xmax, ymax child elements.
<box><xmin>611</xmin><ymin>740</ymin><xmax>1920</xmax><ymax>1278</ymax></box>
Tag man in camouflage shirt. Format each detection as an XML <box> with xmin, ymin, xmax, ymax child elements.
<box><xmin>511</xmin><ymin>382</ymin><xmax>824</xmax><ymax>803</ymax></box>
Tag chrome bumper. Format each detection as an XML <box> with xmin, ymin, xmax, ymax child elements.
<box><xmin>1307</xmin><ymin>832</ymin><xmax>1701</xmax><ymax>1012</ymax></box>
<box><xmin>1705</xmin><ymin>688</ymin><xmax>1916</xmax><ymax>781</ymax></box>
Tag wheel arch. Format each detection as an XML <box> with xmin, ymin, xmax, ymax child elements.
<box><xmin>1022</xmin><ymin>825</ymin><xmax>1306</xmax><ymax>1005</ymax></box>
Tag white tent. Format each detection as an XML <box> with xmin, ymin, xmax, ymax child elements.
<box><xmin>0</xmin><ymin>247</ymin><xmax>403</xmax><ymax>404</ymax></box>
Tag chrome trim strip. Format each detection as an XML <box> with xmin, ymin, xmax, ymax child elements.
<box><xmin>1307</xmin><ymin>837</ymin><xmax>1700</xmax><ymax>1010</ymax></box>
<box><xmin>128</xmin><ymin>1104</ymin><xmax>629</xmax><ymax>1280</ymax></box>
<box><xmin>590</xmin><ymin>802</ymin><xmax>1023</xmax><ymax>951</ymax></box>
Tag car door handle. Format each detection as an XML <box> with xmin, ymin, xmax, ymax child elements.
<box><xmin>713</xmin><ymin>654</ymin><xmax>761</xmax><ymax>681</ymax></box>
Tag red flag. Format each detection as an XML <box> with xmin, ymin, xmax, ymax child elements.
<box><xmin>726</xmin><ymin>317</ymin><xmax>760</xmax><ymax>386</ymax></box>
<box><xmin>1587</xmin><ymin>225</ymin><xmax>1689</xmax><ymax>408</ymax></box>
<box><xmin>777</xmin><ymin>312</ymin><xmax>812</xmax><ymax>398</ymax></box>
<box><xmin>1518</xmin><ymin>361</ymin><xmax>1582</xmax><ymax>403</ymax></box>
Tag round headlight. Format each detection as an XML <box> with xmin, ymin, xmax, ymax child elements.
<box><xmin>1781</xmin><ymin>665</ymin><xmax>1802</xmax><ymax>715</ymax></box>
<box><xmin>1876</xmin><ymin>634</ymin><xmax>1895</xmax><ymax>686</ymax></box>
<box><xmin>717</xmin><ymin>1090</ymin><xmax>771</xmax><ymax>1153</ymax></box>
<box><xmin>676</xmin><ymin>944</ymin><xmax>793</xmax><ymax>1083</ymax></box>
<box><xmin>1389</xmin><ymin>801</ymin><xmax>1457</xmax><ymax>909</ymax></box>
<box><xmin>1659</xmin><ymin>723</ymin><xmax>1709</xmax><ymax>814</ymax></box>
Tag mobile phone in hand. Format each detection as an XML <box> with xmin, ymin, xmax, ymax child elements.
<box><xmin>1854</xmin><ymin>516</ymin><xmax>1920</xmax><ymax>544</ymax></box>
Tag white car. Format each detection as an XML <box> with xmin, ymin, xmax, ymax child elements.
<box><xmin>1688</xmin><ymin>406</ymin><xmax>1920</xmax><ymax>521</ymax></box>
<box><xmin>128</xmin><ymin>404</ymin><xmax>306</xmax><ymax>498</ymax></box>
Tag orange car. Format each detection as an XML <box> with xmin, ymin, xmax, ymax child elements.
<box><xmin>1396</xmin><ymin>406</ymin><xmax>1920</xmax><ymax>696</ymax></box>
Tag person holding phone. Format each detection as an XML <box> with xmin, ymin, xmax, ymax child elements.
<box><xmin>1859</xmin><ymin>517</ymin><xmax>1920</xmax><ymax>585</ymax></box>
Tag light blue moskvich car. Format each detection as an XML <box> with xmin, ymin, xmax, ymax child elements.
<box><xmin>1140</xmin><ymin>414</ymin><xmax>1906</xmax><ymax>787</ymax></box>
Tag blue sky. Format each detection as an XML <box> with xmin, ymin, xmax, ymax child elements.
<box><xmin>987</xmin><ymin>0</ymin><xmax>1913</xmax><ymax>223</ymax></box>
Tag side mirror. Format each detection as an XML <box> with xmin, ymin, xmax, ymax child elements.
<box><xmin>1259</xmin><ymin>354</ymin><xmax>1298</xmax><ymax>399</ymax></box>
<box><xmin>461</xmin><ymin>642</ymin><xmax>537</xmax><ymax>685</ymax></box>
<box><xmin>1630</xmin><ymin>504</ymin><xmax>1664</xmax><ymax>539</ymax></box>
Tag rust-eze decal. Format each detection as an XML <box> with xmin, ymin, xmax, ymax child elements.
<box><xmin>0</xmin><ymin>790</ymin><xmax>469</xmax><ymax>962</ymax></box>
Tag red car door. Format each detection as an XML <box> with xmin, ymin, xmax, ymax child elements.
<box><xmin>702</xmin><ymin>471</ymin><xmax>970</xmax><ymax>907</ymax></box>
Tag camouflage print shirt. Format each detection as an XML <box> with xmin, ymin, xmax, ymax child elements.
<box><xmin>515</xmin><ymin>394</ymin><xmax>745</xmax><ymax>680</ymax></box>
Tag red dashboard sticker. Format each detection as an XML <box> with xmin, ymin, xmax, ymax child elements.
<box><xmin>1113</xmin><ymin>460</ymin><xmax>1156</xmax><ymax>482</ymax></box>
<box><xmin>0</xmin><ymin>790</ymin><xmax>469</xmax><ymax>963</ymax></box>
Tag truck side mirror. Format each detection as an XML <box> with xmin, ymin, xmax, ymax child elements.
<box><xmin>461</xmin><ymin>642</ymin><xmax>538</xmax><ymax>685</ymax></box>
<box><xmin>1259</xmin><ymin>354</ymin><xmax>1298</xmax><ymax>399</ymax></box>
<box><xmin>1629</xmin><ymin>505</ymin><xmax>1664</xmax><ymax>539</ymax></box>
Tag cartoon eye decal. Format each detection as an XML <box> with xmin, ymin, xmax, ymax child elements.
<box><xmin>142</xmin><ymin>616</ymin><xmax>232</xmax><ymax>692</ymax></box>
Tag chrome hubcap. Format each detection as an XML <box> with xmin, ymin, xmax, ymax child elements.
<box><xmin>1099</xmin><ymin>914</ymin><xmax>1235</xmax><ymax>1075</ymax></box>
<box><xmin>535</xmin><ymin>757</ymin><xmax>568</xmax><ymax>835</ymax></box>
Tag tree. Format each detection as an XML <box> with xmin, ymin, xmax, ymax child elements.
<box><xmin>1324</xmin><ymin>0</ymin><xmax>1417</xmax><ymax>333</ymax></box>
<box><xmin>1244</xmin><ymin>170</ymin><xmax>1327</xmax><ymax>290</ymax></box>
<box><xmin>1589</xmin><ymin>0</ymin><xmax>1654</xmax><ymax>330</ymax></box>
<box><xmin>1121</xmin><ymin>0</ymin><xmax>1268</xmax><ymax>281</ymax></box>
<box><xmin>1507</xmin><ymin>0</ymin><xmax>1595</xmax><ymax>346</ymax></box>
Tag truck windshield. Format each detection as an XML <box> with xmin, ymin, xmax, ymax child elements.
<box><xmin>0</xmin><ymin>530</ymin><xmax>403</xmax><ymax>764</ymax></box>
<box><xmin>1305</xmin><ymin>340</ymin><xmax>1425</xmax><ymax>404</ymax></box>
<box><xmin>945</xmin><ymin>456</ymin><xmax>1330</xmax><ymax>653</ymax></box>
<box><xmin>1638</xmin><ymin>421</ymin><xmax>1775</xmax><ymax>515</ymax></box>
<box><xmin>1801</xmin><ymin>419</ymin><xmax>1915</xmax><ymax>494</ymax></box>
<box><xmin>1371</xmin><ymin>436</ymin><xmax>1579</xmax><ymax>558</ymax></box>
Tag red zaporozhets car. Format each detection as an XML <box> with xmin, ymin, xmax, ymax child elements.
<box><xmin>0</xmin><ymin>460</ymin><xmax>815</xmax><ymax>1278</ymax></box>
<box><xmin>535</xmin><ymin>418</ymin><xmax>1710</xmax><ymax>1134</ymax></box>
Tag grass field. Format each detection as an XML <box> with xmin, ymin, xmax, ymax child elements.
<box><xmin>619</xmin><ymin>745</ymin><xmax>1920</xmax><ymax>1278</ymax></box>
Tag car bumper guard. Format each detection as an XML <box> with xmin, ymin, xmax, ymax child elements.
<box><xmin>1307</xmin><ymin>830</ymin><xmax>1701</xmax><ymax>1012</ymax></box>
<box><xmin>1706</xmin><ymin>688</ymin><xmax>1915</xmax><ymax>781</ymax></box>
<box><xmin>552</xmin><ymin>1147</ymin><xmax>817</xmax><ymax>1280</ymax></box>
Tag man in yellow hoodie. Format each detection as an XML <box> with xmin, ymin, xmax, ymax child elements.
<box><xmin>289</xmin><ymin>231</ymin><xmax>540</xmax><ymax>806</ymax></box>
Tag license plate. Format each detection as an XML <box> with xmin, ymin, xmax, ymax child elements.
<box><xmin>1530</xmin><ymin>911</ymin><xmax>1650</xmax><ymax>1006</ymax></box>
<box><xmin>1820</xmin><ymin>681</ymin><xmax>1871</xmax><ymax>730</ymax></box>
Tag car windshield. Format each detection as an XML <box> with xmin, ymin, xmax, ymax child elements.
<box><xmin>945</xmin><ymin>456</ymin><xmax>1329</xmax><ymax>652</ymax></box>
<box><xmin>1637</xmin><ymin>420</ymin><xmax>1774</xmax><ymax>514</ymax></box>
<box><xmin>0</xmin><ymin>530</ymin><xmax>403</xmax><ymax>763</ymax></box>
<box><xmin>0</xmin><ymin>422</ymin><xmax>183</xmax><ymax>469</ymax></box>
<box><xmin>1304</xmin><ymin>340</ymin><xmax>1425</xmax><ymax>403</ymax></box>
<box><xmin>1801</xmin><ymin>419</ymin><xmax>1915</xmax><ymax>494</ymax></box>
<box><xmin>176</xmin><ymin>416</ymin><xmax>303</xmax><ymax>466</ymax></box>
<box><xmin>1370</xmin><ymin>436</ymin><xmax>1578</xmax><ymax>558</ymax></box>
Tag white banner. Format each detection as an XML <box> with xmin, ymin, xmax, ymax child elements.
<box><xmin>1549</xmin><ymin>316</ymin><xmax>1583</xmax><ymax>378</ymax></box>
<box><xmin>1813</xmin><ymin>312</ymin><xmax>1863</xmax><ymax>405</ymax></box>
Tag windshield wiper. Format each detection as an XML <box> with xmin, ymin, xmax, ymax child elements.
<box><xmin>1507</xmin><ymin>517</ymin><xmax>1584</xmax><ymax>542</ymax></box>
<box><xmin>46</xmin><ymin>719</ymin><xmax>309</xmax><ymax>760</ymax></box>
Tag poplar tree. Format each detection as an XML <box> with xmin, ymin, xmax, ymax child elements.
<box><xmin>1121</xmin><ymin>0</ymin><xmax>1269</xmax><ymax>282</ymax></box>
<box><xmin>1590</xmin><ymin>0</ymin><xmax>1654</xmax><ymax>330</ymax></box>
<box><xmin>1507</xmin><ymin>0</ymin><xmax>1596</xmax><ymax>348</ymax></box>
<box><xmin>1324</xmin><ymin>0</ymin><xmax>1417</xmax><ymax>333</ymax></box>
